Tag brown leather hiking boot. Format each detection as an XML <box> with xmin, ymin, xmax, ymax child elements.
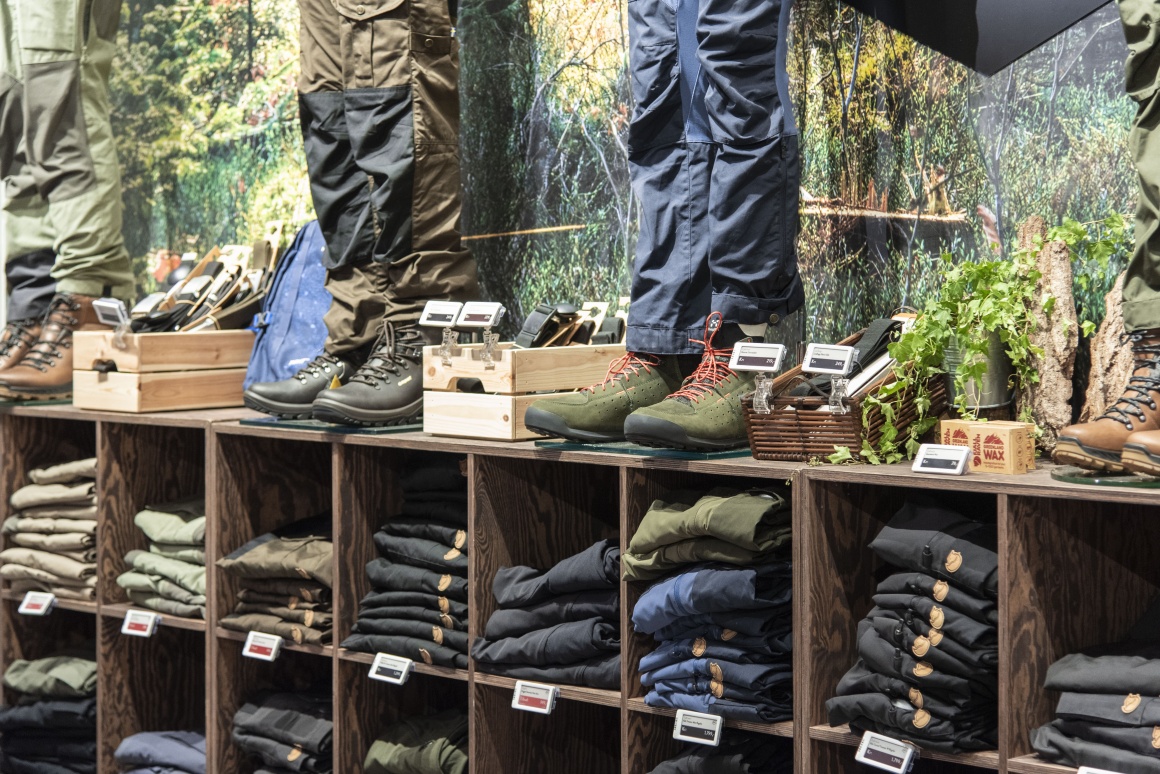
<box><xmin>0</xmin><ymin>319</ymin><xmax>42</xmax><ymax>375</ymax></box>
<box><xmin>0</xmin><ymin>294</ymin><xmax>112</xmax><ymax>398</ymax></box>
<box><xmin>1122</xmin><ymin>431</ymin><xmax>1160</xmax><ymax>477</ymax></box>
<box><xmin>1055</xmin><ymin>328</ymin><xmax>1160</xmax><ymax>472</ymax></box>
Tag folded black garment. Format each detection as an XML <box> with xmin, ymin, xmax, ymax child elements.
<box><xmin>871</xmin><ymin>594</ymin><xmax>997</xmax><ymax>649</ymax></box>
<box><xmin>0</xmin><ymin>755</ymin><xmax>96</xmax><ymax>774</ymax></box>
<box><xmin>865</xmin><ymin>616</ymin><xmax>984</xmax><ymax>681</ymax></box>
<box><xmin>485</xmin><ymin>589</ymin><xmax>618</xmax><ymax>640</ymax></box>
<box><xmin>652</xmin><ymin>606</ymin><xmax>792</xmax><ymax>643</ymax></box>
<box><xmin>356</xmin><ymin>605</ymin><xmax>466</xmax><ymax>631</ymax></box>
<box><xmin>352</xmin><ymin>618</ymin><xmax>468</xmax><ymax>653</ymax></box>
<box><xmin>1057</xmin><ymin>717</ymin><xmax>1160</xmax><ymax>759</ymax></box>
<box><xmin>232</xmin><ymin>693</ymin><xmax>332</xmax><ymax>756</ymax></box>
<box><xmin>396</xmin><ymin>501</ymin><xmax>467</xmax><ymax>527</ymax></box>
<box><xmin>477</xmin><ymin>653</ymin><xmax>621</xmax><ymax>690</ymax></box>
<box><xmin>876</xmin><ymin>571</ymin><xmax>998</xmax><ymax>625</ymax></box>
<box><xmin>399</xmin><ymin>455</ymin><xmax>466</xmax><ymax>494</ymax></box>
<box><xmin>382</xmin><ymin>518</ymin><xmax>468</xmax><ymax>552</ymax></box>
<box><xmin>232</xmin><ymin>729</ymin><xmax>331</xmax><ymax>774</ymax></box>
<box><xmin>493</xmin><ymin>539</ymin><xmax>619</xmax><ymax>608</ymax></box>
<box><xmin>0</xmin><ymin>699</ymin><xmax>96</xmax><ymax>732</ymax></box>
<box><xmin>1056</xmin><ymin>691</ymin><xmax>1160</xmax><ymax>727</ymax></box>
<box><xmin>373</xmin><ymin>532</ymin><xmax>467</xmax><ymax>576</ymax></box>
<box><xmin>357</xmin><ymin>589</ymin><xmax>468</xmax><ymax>621</ymax></box>
<box><xmin>837</xmin><ymin>661</ymin><xmax>980</xmax><ymax>717</ymax></box>
<box><xmin>829</xmin><ymin>693</ymin><xmax>997</xmax><ymax>753</ymax></box>
<box><xmin>1032</xmin><ymin>719</ymin><xmax>1160</xmax><ymax>774</ymax></box>
<box><xmin>366</xmin><ymin>559</ymin><xmax>468</xmax><ymax>601</ymax></box>
<box><xmin>865</xmin><ymin>606</ymin><xmax>998</xmax><ymax>670</ymax></box>
<box><xmin>1045</xmin><ymin>650</ymin><xmax>1160</xmax><ymax>696</ymax></box>
<box><xmin>1</xmin><ymin>737</ymin><xmax>96</xmax><ymax>761</ymax></box>
<box><xmin>856</xmin><ymin>620</ymin><xmax>996</xmax><ymax>701</ymax></box>
<box><xmin>648</xmin><ymin>733</ymin><xmax>792</xmax><ymax>774</ymax></box>
<box><xmin>869</xmin><ymin>499</ymin><xmax>998</xmax><ymax>600</ymax></box>
<box><xmin>340</xmin><ymin>633</ymin><xmax>469</xmax><ymax>668</ymax></box>
<box><xmin>472</xmin><ymin>618</ymin><xmax>618</xmax><ymax>666</ymax></box>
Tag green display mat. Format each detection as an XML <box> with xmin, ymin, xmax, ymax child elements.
<box><xmin>0</xmin><ymin>399</ymin><xmax>71</xmax><ymax>407</ymax></box>
<box><xmin>534</xmin><ymin>439</ymin><xmax>752</xmax><ymax>460</ymax></box>
<box><xmin>240</xmin><ymin>417</ymin><xmax>423</xmax><ymax>435</ymax></box>
<box><xmin>1050</xmin><ymin>465</ymin><xmax>1160</xmax><ymax>488</ymax></box>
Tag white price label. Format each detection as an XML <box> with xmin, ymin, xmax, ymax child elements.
<box><xmin>368</xmin><ymin>653</ymin><xmax>414</xmax><ymax>685</ymax></box>
<box><xmin>242</xmin><ymin>631</ymin><xmax>283</xmax><ymax>662</ymax></box>
<box><xmin>1078</xmin><ymin>769</ymin><xmax>1125</xmax><ymax>774</ymax></box>
<box><xmin>456</xmin><ymin>302</ymin><xmax>505</xmax><ymax>328</ymax></box>
<box><xmin>672</xmin><ymin>709</ymin><xmax>722</xmax><ymax>747</ymax></box>
<box><xmin>803</xmin><ymin>343</ymin><xmax>856</xmax><ymax>376</ymax></box>
<box><xmin>17</xmin><ymin>591</ymin><xmax>56</xmax><ymax>616</ymax></box>
<box><xmin>511</xmin><ymin>681</ymin><xmax>558</xmax><ymax>714</ymax></box>
<box><xmin>729</xmin><ymin>343</ymin><xmax>786</xmax><ymax>373</ymax></box>
<box><xmin>855</xmin><ymin>731</ymin><xmax>918</xmax><ymax>774</ymax></box>
<box><xmin>419</xmin><ymin>301</ymin><xmax>464</xmax><ymax>327</ymax></box>
<box><xmin>911</xmin><ymin>444</ymin><xmax>971</xmax><ymax>476</ymax></box>
<box><xmin>121</xmin><ymin>609</ymin><xmax>161</xmax><ymax>637</ymax></box>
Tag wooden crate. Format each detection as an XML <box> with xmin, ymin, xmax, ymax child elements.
<box><xmin>423</xmin><ymin>391</ymin><xmax>569</xmax><ymax>441</ymax></box>
<box><xmin>423</xmin><ymin>342</ymin><xmax>624</xmax><ymax>393</ymax></box>
<box><xmin>73</xmin><ymin>330</ymin><xmax>254</xmax><ymax>373</ymax></box>
<box><xmin>72</xmin><ymin>368</ymin><xmax>248</xmax><ymax>413</ymax></box>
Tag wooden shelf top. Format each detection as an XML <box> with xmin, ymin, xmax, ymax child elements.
<box><xmin>0</xmin><ymin>402</ymin><xmax>254</xmax><ymax>428</ymax></box>
<box><xmin>809</xmin><ymin>725</ymin><xmax>1000</xmax><ymax>770</ymax></box>
<box><xmin>1007</xmin><ymin>754</ymin><xmax>1077</xmax><ymax>774</ymax></box>
<box><xmin>625</xmin><ymin>697</ymin><xmax>793</xmax><ymax>737</ymax></box>
<box><xmin>473</xmin><ymin>670</ymin><xmax>622</xmax><ymax>708</ymax></box>
<box><xmin>337</xmin><ymin>648</ymin><xmax>470</xmax><ymax>682</ymax></box>
<box><xmin>0</xmin><ymin>588</ymin><xmax>96</xmax><ymax>615</ymax></box>
<box><xmin>215</xmin><ymin>626</ymin><xmax>334</xmax><ymax>658</ymax></box>
<box><xmin>100</xmin><ymin>602</ymin><xmax>207</xmax><ymax>632</ymax></box>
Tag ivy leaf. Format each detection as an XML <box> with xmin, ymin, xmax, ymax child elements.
<box><xmin>828</xmin><ymin>446</ymin><xmax>854</xmax><ymax>464</ymax></box>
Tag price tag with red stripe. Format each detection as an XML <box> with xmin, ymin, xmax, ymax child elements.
<box><xmin>511</xmin><ymin>681</ymin><xmax>558</xmax><ymax>714</ymax></box>
<box><xmin>243</xmin><ymin>631</ymin><xmax>283</xmax><ymax>662</ymax></box>
<box><xmin>121</xmin><ymin>609</ymin><xmax>160</xmax><ymax>637</ymax></box>
<box><xmin>17</xmin><ymin>592</ymin><xmax>55</xmax><ymax>616</ymax></box>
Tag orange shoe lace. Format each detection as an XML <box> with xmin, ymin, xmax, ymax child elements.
<box><xmin>671</xmin><ymin>312</ymin><xmax>736</xmax><ymax>402</ymax></box>
<box><xmin>585</xmin><ymin>352</ymin><xmax>661</xmax><ymax>392</ymax></box>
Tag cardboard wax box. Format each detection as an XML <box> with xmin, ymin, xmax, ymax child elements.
<box><xmin>940</xmin><ymin>419</ymin><xmax>1037</xmax><ymax>475</ymax></box>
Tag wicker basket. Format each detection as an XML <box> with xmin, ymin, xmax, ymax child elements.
<box><xmin>741</xmin><ymin>331</ymin><xmax>948</xmax><ymax>462</ymax></box>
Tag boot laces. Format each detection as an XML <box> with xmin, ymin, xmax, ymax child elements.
<box><xmin>671</xmin><ymin>312</ymin><xmax>735</xmax><ymax>403</ymax></box>
<box><xmin>21</xmin><ymin>296</ymin><xmax>80</xmax><ymax>373</ymax></box>
<box><xmin>350</xmin><ymin>322</ymin><xmax>423</xmax><ymax>387</ymax></box>
<box><xmin>584</xmin><ymin>352</ymin><xmax>660</xmax><ymax>392</ymax></box>
<box><xmin>0</xmin><ymin>319</ymin><xmax>38</xmax><ymax>359</ymax></box>
<box><xmin>1102</xmin><ymin>332</ymin><xmax>1160</xmax><ymax>428</ymax></box>
<box><xmin>296</xmin><ymin>353</ymin><xmax>344</xmax><ymax>383</ymax></box>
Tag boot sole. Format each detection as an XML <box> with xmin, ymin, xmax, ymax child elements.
<box><xmin>0</xmin><ymin>389</ymin><xmax>72</xmax><ymax>401</ymax></box>
<box><xmin>311</xmin><ymin>397</ymin><xmax>423</xmax><ymax>427</ymax></box>
<box><xmin>523</xmin><ymin>406</ymin><xmax>625</xmax><ymax>444</ymax></box>
<box><xmin>243</xmin><ymin>394</ymin><xmax>315</xmax><ymax>420</ymax></box>
<box><xmin>1053</xmin><ymin>437</ymin><xmax>1125</xmax><ymax>473</ymax></box>
<box><xmin>1121</xmin><ymin>444</ymin><xmax>1160</xmax><ymax>477</ymax></box>
<box><xmin>623</xmin><ymin>414</ymin><xmax>748</xmax><ymax>452</ymax></box>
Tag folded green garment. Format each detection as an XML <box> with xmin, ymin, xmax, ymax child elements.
<box><xmin>127</xmin><ymin>591</ymin><xmax>205</xmax><ymax>619</ymax></box>
<box><xmin>3</xmin><ymin>516</ymin><xmax>96</xmax><ymax>535</ymax></box>
<box><xmin>238</xmin><ymin>578</ymin><xmax>331</xmax><ymax>603</ymax></box>
<box><xmin>117</xmin><ymin>571</ymin><xmax>206</xmax><ymax>606</ymax></box>
<box><xmin>134</xmin><ymin>497</ymin><xmax>206</xmax><ymax>546</ymax></box>
<box><xmin>218</xmin><ymin>534</ymin><xmax>333</xmax><ymax>588</ymax></box>
<box><xmin>149</xmin><ymin>542</ymin><xmax>206</xmax><ymax>565</ymax></box>
<box><xmin>27</xmin><ymin>458</ymin><xmax>97</xmax><ymax>485</ymax></box>
<box><xmin>235</xmin><ymin>602</ymin><xmax>333</xmax><ymax>629</ymax></box>
<box><xmin>9</xmin><ymin>482</ymin><xmax>96</xmax><ymax>511</ymax></box>
<box><xmin>0</xmin><ymin>547</ymin><xmax>95</xmax><ymax>581</ymax></box>
<box><xmin>364</xmin><ymin>709</ymin><xmax>468</xmax><ymax>774</ymax></box>
<box><xmin>124</xmin><ymin>549</ymin><xmax>206</xmax><ymax>596</ymax></box>
<box><xmin>3</xmin><ymin>656</ymin><xmax>97</xmax><ymax>698</ymax></box>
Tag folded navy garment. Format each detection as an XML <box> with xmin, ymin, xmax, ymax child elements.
<box><xmin>472</xmin><ymin>618</ymin><xmax>618</xmax><ymax>666</ymax></box>
<box><xmin>651</xmin><ymin>607</ymin><xmax>791</xmax><ymax>643</ymax></box>
<box><xmin>492</xmin><ymin>540</ymin><xmax>620</xmax><ymax>608</ymax></box>
<box><xmin>475</xmin><ymin>653</ymin><xmax>620</xmax><ymax>690</ymax></box>
<box><xmin>641</xmin><ymin>639</ymin><xmax>791</xmax><ymax>673</ymax></box>
<box><xmin>365</xmin><ymin>559</ymin><xmax>468</xmax><ymax>602</ymax></box>
<box><xmin>0</xmin><ymin>698</ymin><xmax>96</xmax><ymax>732</ymax></box>
<box><xmin>648</xmin><ymin>733</ymin><xmax>793</xmax><ymax>774</ymax></box>
<box><xmin>352</xmin><ymin>618</ymin><xmax>469</xmax><ymax>653</ymax></box>
<box><xmin>644</xmin><ymin>690</ymin><xmax>791</xmax><ymax>723</ymax></box>
<box><xmin>341</xmin><ymin>633</ymin><xmax>469</xmax><ymax>668</ymax></box>
<box><xmin>641</xmin><ymin>659</ymin><xmax>791</xmax><ymax>693</ymax></box>
<box><xmin>828</xmin><ymin>692</ymin><xmax>998</xmax><ymax>753</ymax></box>
<box><xmin>357</xmin><ymin>589</ymin><xmax>468</xmax><ymax>621</ymax></box>
<box><xmin>114</xmin><ymin>730</ymin><xmax>206</xmax><ymax>774</ymax></box>
<box><xmin>650</xmin><ymin>678</ymin><xmax>785</xmax><ymax>705</ymax></box>
<box><xmin>356</xmin><ymin>605</ymin><xmax>466</xmax><ymax>631</ymax></box>
<box><xmin>632</xmin><ymin>563</ymin><xmax>792</xmax><ymax>636</ymax></box>
<box><xmin>372</xmin><ymin>532</ymin><xmax>467</xmax><ymax>576</ymax></box>
<box><xmin>484</xmin><ymin>589</ymin><xmax>619</xmax><ymax>640</ymax></box>
<box><xmin>1032</xmin><ymin>720</ymin><xmax>1160</xmax><ymax>774</ymax></box>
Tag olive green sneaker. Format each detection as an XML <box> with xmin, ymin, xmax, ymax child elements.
<box><xmin>624</xmin><ymin>316</ymin><xmax>754</xmax><ymax>451</ymax></box>
<box><xmin>524</xmin><ymin>352</ymin><xmax>686</xmax><ymax>443</ymax></box>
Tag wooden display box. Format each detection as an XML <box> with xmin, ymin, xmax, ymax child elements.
<box><xmin>423</xmin><ymin>342</ymin><xmax>624</xmax><ymax>441</ymax></box>
<box><xmin>72</xmin><ymin>330</ymin><xmax>253</xmax><ymax>413</ymax></box>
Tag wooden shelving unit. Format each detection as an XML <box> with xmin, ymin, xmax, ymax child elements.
<box><xmin>0</xmin><ymin>402</ymin><xmax>1156</xmax><ymax>773</ymax></box>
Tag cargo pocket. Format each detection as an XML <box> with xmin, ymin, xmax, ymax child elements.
<box><xmin>18</xmin><ymin>0</ymin><xmax>79</xmax><ymax>53</ymax></box>
<box><xmin>627</xmin><ymin>0</ymin><xmax>679</xmax><ymax>152</ymax></box>
<box><xmin>411</xmin><ymin>32</ymin><xmax>458</xmax><ymax>145</ymax></box>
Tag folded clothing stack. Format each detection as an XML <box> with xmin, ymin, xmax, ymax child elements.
<box><xmin>232</xmin><ymin>692</ymin><xmax>332</xmax><ymax>774</ymax></box>
<box><xmin>363</xmin><ymin>709</ymin><xmax>467</xmax><ymax>774</ymax></box>
<box><xmin>114</xmin><ymin>730</ymin><xmax>206</xmax><ymax>774</ymax></box>
<box><xmin>0</xmin><ymin>458</ymin><xmax>98</xmax><ymax>600</ymax></box>
<box><xmin>218</xmin><ymin>517</ymin><xmax>334</xmax><ymax>646</ymax></box>
<box><xmin>647</xmin><ymin>732</ymin><xmax>792</xmax><ymax>773</ymax></box>
<box><xmin>115</xmin><ymin>498</ymin><xmax>207</xmax><ymax>619</ymax></box>
<box><xmin>472</xmin><ymin>539</ymin><xmax>621</xmax><ymax>689</ymax></box>
<box><xmin>343</xmin><ymin>454</ymin><xmax>469</xmax><ymax>668</ymax></box>
<box><xmin>827</xmin><ymin>499</ymin><xmax>999</xmax><ymax>754</ymax></box>
<box><xmin>1031</xmin><ymin>596</ymin><xmax>1160</xmax><ymax>774</ymax></box>
<box><xmin>0</xmin><ymin>651</ymin><xmax>98</xmax><ymax>774</ymax></box>
<box><xmin>628</xmin><ymin>489</ymin><xmax>794</xmax><ymax>723</ymax></box>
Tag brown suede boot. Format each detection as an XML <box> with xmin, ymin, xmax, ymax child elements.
<box><xmin>1055</xmin><ymin>328</ymin><xmax>1160</xmax><ymax>472</ymax></box>
<box><xmin>0</xmin><ymin>319</ymin><xmax>43</xmax><ymax>376</ymax></box>
<box><xmin>0</xmin><ymin>294</ymin><xmax>112</xmax><ymax>399</ymax></box>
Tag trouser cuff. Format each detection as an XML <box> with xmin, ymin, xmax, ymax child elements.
<box><xmin>712</xmin><ymin>284</ymin><xmax>805</xmax><ymax>327</ymax></box>
<box><xmin>626</xmin><ymin>324</ymin><xmax>707</xmax><ymax>356</ymax></box>
<box><xmin>56</xmin><ymin>278</ymin><xmax>134</xmax><ymax>301</ymax></box>
<box><xmin>1124</xmin><ymin>296</ymin><xmax>1160</xmax><ymax>333</ymax></box>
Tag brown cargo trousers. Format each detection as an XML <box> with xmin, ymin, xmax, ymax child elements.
<box><xmin>298</xmin><ymin>0</ymin><xmax>479</xmax><ymax>354</ymax></box>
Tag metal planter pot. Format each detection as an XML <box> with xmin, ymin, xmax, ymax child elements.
<box><xmin>943</xmin><ymin>332</ymin><xmax>1015</xmax><ymax>410</ymax></box>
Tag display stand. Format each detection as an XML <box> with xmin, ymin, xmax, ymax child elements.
<box><xmin>0</xmin><ymin>402</ymin><xmax>1157</xmax><ymax>773</ymax></box>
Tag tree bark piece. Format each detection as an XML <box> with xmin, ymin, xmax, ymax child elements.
<box><xmin>1080</xmin><ymin>271</ymin><xmax>1133</xmax><ymax>423</ymax></box>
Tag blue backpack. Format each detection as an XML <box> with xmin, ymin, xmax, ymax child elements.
<box><xmin>244</xmin><ymin>221</ymin><xmax>332</xmax><ymax>389</ymax></box>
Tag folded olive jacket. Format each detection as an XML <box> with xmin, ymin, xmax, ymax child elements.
<box><xmin>148</xmin><ymin>543</ymin><xmax>206</xmax><ymax>565</ymax></box>
<box><xmin>27</xmin><ymin>458</ymin><xmax>97</xmax><ymax>486</ymax></box>
<box><xmin>3</xmin><ymin>516</ymin><xmax>97</xmax><ymax>535</ymax></box>
<box><xmin>128</xmin><ymin>591</ymin><xmax>205</xmax><ymax>619</ymax></box>
<box><xmin>4</xmin><ymin>656</ymin><xmax>97</xmax><ymax>699</ymax></box>
<box><xmin>219</xmin><ymin>613</ymin><xmax>331</xmax><ymax>646</ymax></box>
<box><xmin>235</xmin><ymin>603</ymin><xmax>333</xmax><ymax>629</ymax></box>
<box><xmin>134</xmin><ymin>498</ymin><xmax>206</xmax><ymax>546</ymax></box>
<box><xmin>218</xmin><ymin>534</ymin><xmax>333</xmax><ymax>588</ymax></box>
<box><xmin>363</xmin><ymin>709</ymin><xmax>468</xmax><ymax>774</ymax></box>
<box><xmin>623</xmin><ymin>489</ymin><xmax>792</xmax><ymax>581</ymax></box>
<box><xmin>125</xmin><ymin>550</ymin><xmax>206</xmax><ymax>596</ymax></box>
<box><xmin>16</xmin><ymin>504</ymin><xmax>97</xmax><ymax>520</ymax></box>
<box><xmin>237</xmin><ymin>588</ymin><xmax>327</xmax><ymax>610</ymax></box>
<box><xmin>9</xmin><ymin>481</ymin><xmax>97</xmax><ymax>511</ymax></box>
<box><xmin>238</xmin><ymin>578</ymin><xmax>331</xmax><ymax>603</ymax></box>
<box><xmin>7</xmin><ymin>531</ymin><xmax>94</xmax><ymax>552</ymax></box>
<box><xmin>0</xmin><ymin>563</ymin><xmax>97</xmax><ymax>592</ymax></box>
<box><xmin>6</xmin><ymin>578</ymin><xmax>97</xmax><ymax>601</ymax></box>
<box><xmin>117</xmin><ymin>571</ymin><xmax>207</xmax><ymax>606</ymax></box>
<box><xmin>0</xmin><ymin>547</ymin><xmax>95</xmax><ymax>581</ymax></box>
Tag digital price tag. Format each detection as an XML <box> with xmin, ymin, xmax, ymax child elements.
<box><xmin>802</xmin><ymin>343</ymin><xmax>856</xmax><ymax>376</ymax></box>
<box><xmin>93</xmin><ymin>298</ymin><xmax>131</xmax><ymax>327</ymax></box>
<box><xmin>419</xmin><ymin>301</ymin><xmax>464</xmax><ymax>327</ymax></box>
<box><xmin>672</xmin><ymin>709</ymin><xmax>722</xmax><ymax>747</ymax></box>
<box><xmin>729</xmin><ymin>343</ymin><xmax>786</xmax><ymax>373</ymax></box>
<box><xmin>121</xmin><ymin>609</ymin><xmax>161</xmax><ymax>637</ymax></box>
<box><xmin>511</xmin><ymin>680</ymin><xmax>558</xmax><ymax>714</ymax></box>
<box><xmin>1078</xmin><ymin>768</ymin><xmax>1125</xmax><ymax>774</ymax></box>
<box><xmin>456</xmin><ymin>302</ymin><xmax>506</xmax><ymax>328</ymax></box>
<box><xmin>855</xmin><ymin>731</ymin><xmax>918</xmax><ymax>774</ymax></box>
<box><xmin>911</xmin><ymin>444</ymin><xmax>971</xmax><ymax>476</ymax></box>
<box><xmin>242</xmin><ymin>631</ymin><xmax>283</xmax><ymax>662</ymax></box>
<box><xmin>17</xmin><ymin>591</ymin><xmax>56</xmax><ymax>616</ymax></box>
<box><xmin>368</xmin><ymin>653</ymin><xmax>414</xmax><ymax>685</ymax></box>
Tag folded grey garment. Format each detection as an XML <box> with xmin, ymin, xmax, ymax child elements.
<box><xmin>27</xmin><ymin>458</ymin><xmax>97</xmax><ymax>485</ymax></box>
<box><xmin>3</xmin><ymin>516</ymin><xmax>97</xmax><ymax>535</ymax></box>
<box><xmin>0</xmin><ymin>547</ymin><xmax>97</xmax><ymax>580</ymax></box>
<box><xmin>125</xmin><ymin>550</ymin><xmax>206</xmax><ymax>595</ymax></box>
<box><xmin>5</xmin><ymin>578</ymin><xmax>97</xmax><ymax>601</ymax></box>
<box><xmin>0</xmin><ymin>562</ymin><xmax>98</xmax><ymax>589</ymax></box>
<box><xmin>7</xmin><ymin>531</ymin><xmax>95</xmax><ymax>552</ymax></box>
<box><xmin>17</xmin><ymin>504</ymin><xmax>98</xmax><ymax>520</ymax></box>
<box><xmin>10</xmin><ymin>481</ymin><xmax>97</xmax><ymax>511</ymax></box>
<box><xmin>117</xmin><ymin>571</ymin><xmax>207</xmax><ymax>606</ymax></box>
<box><xmin>127</xmin><ymin>591</ymin><xmax>206</xmax><ymax>619</ymax></box>
<box><xmin>135</xmin><ymin>497</ymin><xmax>206</xmax><ymax>546</ymax></box>
<box><xmin>149</xmin><ymin>543</ymin><xmax>206</xmax><ymax>565</ymax></box>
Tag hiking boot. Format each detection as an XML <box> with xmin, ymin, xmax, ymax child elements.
<box><xmin>0</xmin><ymin>319</ymin><xmax>42</xmax><ymax>375</ymax></box>
<box><xmin>1055</xmin><ymin>328</ymin><xmax>1160</xmax><ymax>472</ymax></box>
<box><xmin>244</xmin><ymin>352</ymin><xmax>361</xmax><ymax>419</ymax></box>
<box><xmin>0</xmin><ymin>294</ymin><xmax>109</xmax><ymax>399</ymax></box>
<box><xmin>312</xmin><ymin>322</ymin><xmax>435</xmax><ymax>426</ymax></box>
<box><xmin>1122</xmin><ymin>431</ymin><xmax>1160</xmax><ymax>477</ymax></box>
<box><xmin>524</xmin><ymin>352</ymin><xmax>686</xmax><ymax>443</ymax></box>
<box><xmin>623</xmin><ymin>312</ymin><xmax>755</xmax><ymax>451</ymax></box>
